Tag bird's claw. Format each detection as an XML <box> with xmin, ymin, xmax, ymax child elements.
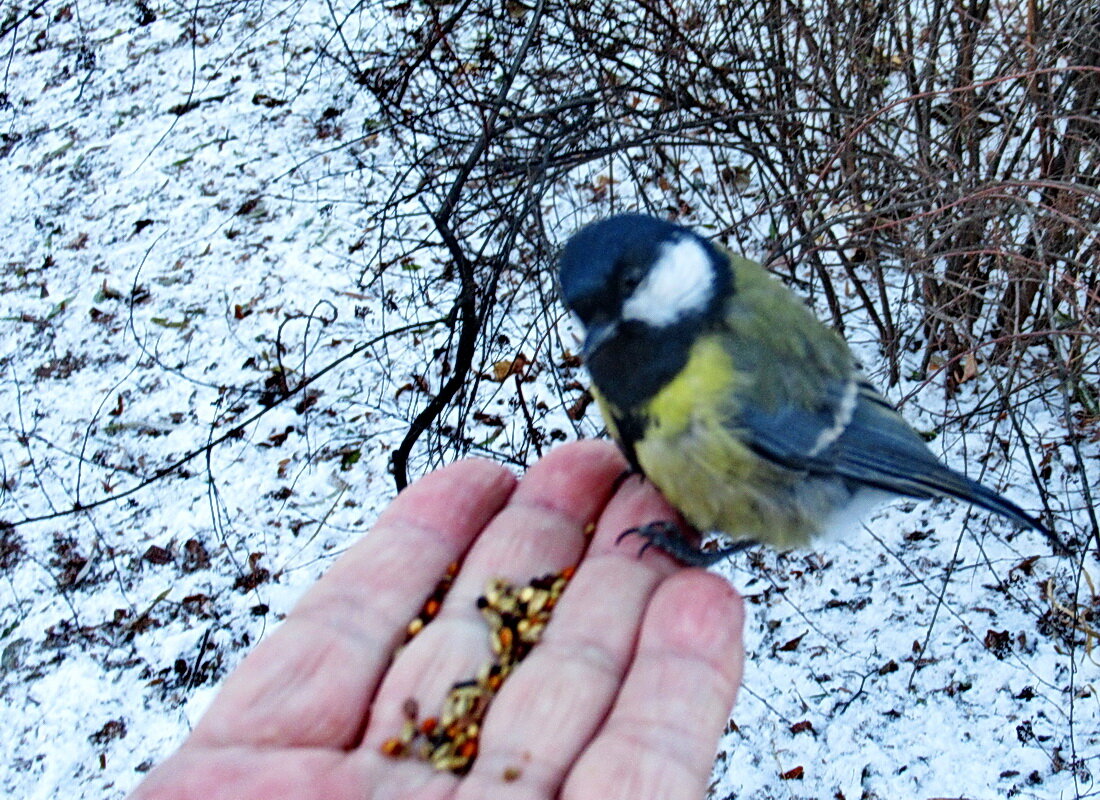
<box><xmin>617</xmin><ymin>521</ymin><xmax>755</xmax><ymax>567</ymax></box>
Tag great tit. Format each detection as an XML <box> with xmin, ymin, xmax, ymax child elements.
<box><xmin>558</xmin><ymin>213</ymin><xmax>1061</xmax><ymax>565</ymax></box>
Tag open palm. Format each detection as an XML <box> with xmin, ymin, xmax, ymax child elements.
<box><xmin>130</xmin><ymin>440</ymin><xmax>744</xmax><ymax>800</ymax></box>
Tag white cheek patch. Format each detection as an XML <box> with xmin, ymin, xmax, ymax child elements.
<box><xmin>621</xmin><ymin>237</ymin><xmax>714</xmax><ymax>327</ymax></box>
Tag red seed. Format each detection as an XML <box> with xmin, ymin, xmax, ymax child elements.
<box><xmin>381</xmin><ymin>738</ymin><xmax>406</xmax><ymax>757</ymax></box>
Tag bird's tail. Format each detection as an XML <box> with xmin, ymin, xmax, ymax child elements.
<box><xmin>920</xmin><ymin>467</ymin><xmax>1067</xmax><ymax>555</ymax></box>
<box><xmin>827</xmin><ymin>384</ymin><xmax>1067</xmax><ymax>553</ymax></box>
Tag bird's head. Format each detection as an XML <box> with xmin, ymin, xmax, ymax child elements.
<box><xmin>558</xmin><ymin>214</ymin><xmax>733</xmax><ymax>408</ymax></box>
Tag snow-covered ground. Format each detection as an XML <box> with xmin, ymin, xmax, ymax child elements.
<box><xmin>1</xmin><ymin>2</ymin><xmax>1096</xmax><ymax>799</ymax></box>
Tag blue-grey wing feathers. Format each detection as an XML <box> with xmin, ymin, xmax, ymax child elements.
<box><xmin>740</xmin><ymin>379</ymin><xmax>1053</xmax><ymax>539</ymax></box>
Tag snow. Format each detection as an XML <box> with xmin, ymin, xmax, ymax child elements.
<box><xmin>1</xmin><ymin>2</ymin><xmax>1097</xmax><ymax>799</ymax></box>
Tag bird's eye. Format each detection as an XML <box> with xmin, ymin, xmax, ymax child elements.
<box><xmin>620</xmin><ymin>266</ymin><xmax>645</xmax><ymax>295</ymax></box>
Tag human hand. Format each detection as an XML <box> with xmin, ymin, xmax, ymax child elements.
<box><xmin>130</xmin><ymin>440</ymin><xmax>745</xmax><ymax>800</ymax></box>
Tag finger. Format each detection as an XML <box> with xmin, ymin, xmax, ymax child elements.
<box><xmin>129</xmin><ymin>746</ymin><xmax>365</xmax><ymax>800</ymax></box>
<box><xmin>447</xmin><ymin>439</ymin><xmax>632</xmax><ymax>591</ymax></box>
<box><xmin>360</xmin><ymin>439</ymin><xmax>628</xmax><ymax>761</ymax></box>
<box><xmin>451</xmin><ymin>472</ymin><xmax>686</xmax><ymax>798</ymax></box>
<box><xmin>584</xmin><ymin>473</ymin><xmax>686</xmax><ymax>566</ymax></box>
<box><xmin>189</xmin><ymin>457</ymin><xmax>517</xmax><ymax>749</ymax></box>
<box><xmin>564</xmin><ymin>571</ymin><xmax>745</xmax><ymax>800</ymax></box>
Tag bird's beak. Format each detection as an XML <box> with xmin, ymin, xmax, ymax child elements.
<box><xmin>582</xmin><ymin>318</ymin><xmax>618</xmax><ymax>361</ymax></box>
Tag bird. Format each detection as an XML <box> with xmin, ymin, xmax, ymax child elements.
<box><xmin>557</xmin><ymin>213</ymin><xmax>1061</xmax><ymax>566</ymax></box>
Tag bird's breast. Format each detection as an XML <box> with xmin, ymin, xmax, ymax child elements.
<box><xmin>640</xmin><ymin>335</ymin><xmax>739</xmax><ymax>438</ymax></box>
<box><xmin>629</xmin><ymin>335</ymin><xmax>850</xmax><ymax>548</ymax></box>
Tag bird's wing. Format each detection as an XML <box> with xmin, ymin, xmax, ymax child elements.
<box><xmin>735</xmin><ymin>374</ymin><xmax>859</xmax><ymax>468</ymax></box>
<box><xmin>738</xmin><ymin>375</ymin><xmax>967</xmax><ymax>496</ymax></box>
<box><xmin>809</xmin><ymin>381</ymin><xmax>953</xmax><ymax>497</ymax></box>
<box><xmin>739</xmin><ymin>380</ymin><xmax>1051</xmax><ymax>535</ymax></box>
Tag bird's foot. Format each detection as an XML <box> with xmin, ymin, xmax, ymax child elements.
<box><xmin>616</xmin><ymin>521</ymin><xmax>755</xmax><ymax>567</ymax></box>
